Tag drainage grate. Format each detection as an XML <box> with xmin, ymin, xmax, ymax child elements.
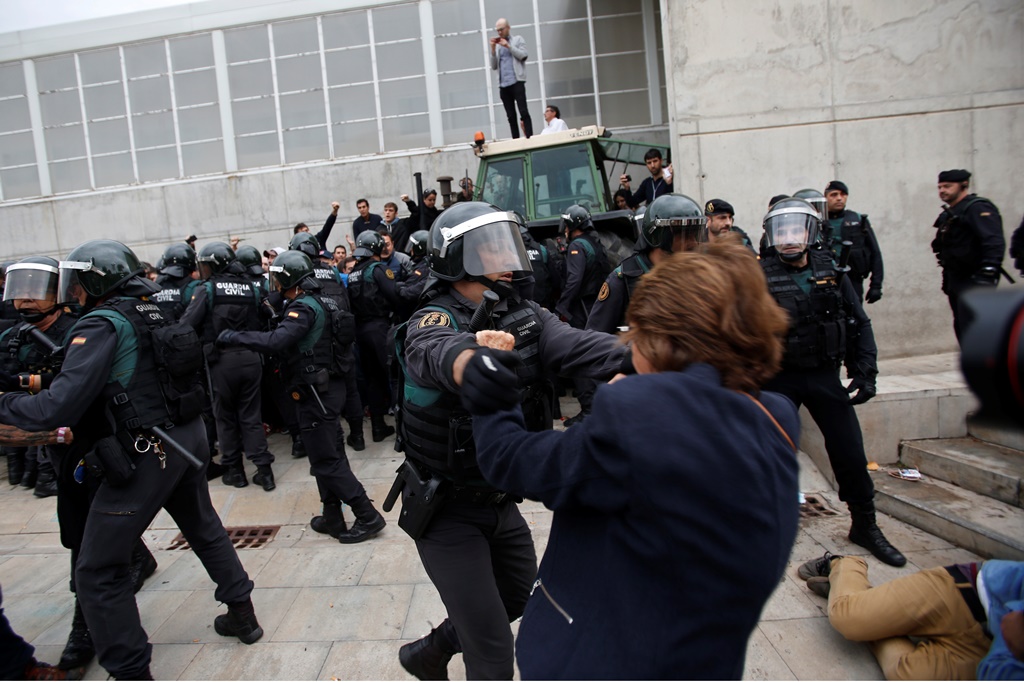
<box><xmin>799</xmin><ymin>494</ymin><xmax>840</xmax><ymax>519</ymax></box>
<box><xmin>166</xmin><ymin>525</ymin><xmax>280</xmax><ymax>551</ymax></box>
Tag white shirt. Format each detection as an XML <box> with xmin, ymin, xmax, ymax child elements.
<box><xmin>541</xmin><ymin>118</ymin><xmax>569</xmax><ymax>135</ymax></box>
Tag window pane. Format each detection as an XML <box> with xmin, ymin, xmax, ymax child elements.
<box><xmin>329</xmin><ymin>84</ymin><xmax>376</xmax><ymax>122</ymax></box>
<box><xmin>228</xmin><ymin>62</ymin><xmax>273</xmax><ymax>99</ymax></box>
<box><xmin>531</xmin><ymin>145</ymin><xmax>594</xmax><ymax>217</ymax></box>
<box><xmin>79</xmin><ymin>48</ymin><xmax>121</xmax><ymax>85</ymax></box>
<box><xmin>0</xmin><ymin>131</ymin><xmax>36</xmax><ymax>167</ymax></box>
<box><xmin>371</xmin><ymin>5</ymin><xmax>420</xmax><ymax>41</ymax></box>
<box><xmin>538</xmin><ymin>0</ymin><xmax>586</xmax><ymax>21</ymax></box>
<box><xmin>593</xmin><ymin>15</ymin><xmax>643</xmax><ymax>54</ymax></box>
<box><xmin>232</xmin><ymin>98</ymin><xmax>276</xmax><ymax>135</ymax></box>
<box><xmin>133</xmin><ymin>111</ymin><xmax>176</xmax><ymax>148</ymax></box>
<box><xmin>284</xmin><ymin>126</ymin><xmax>328</xmax><ymax>163</ymax></box>
<box><xmin>137</xmin><ymin>147</ymin><xmax>178</xmax><ymax>181</ymax></box>
<box><xmin>548</xmin><ymin>95</ymin><xmax>595</xmax><ymax>126</ymax></box>
<box><xmin>436</xmin><ymin>34</ymin><xmax>485</xmax><ymax>73</ymax></box>
<box><xmin>44</xmin><ymin>125</ymin><xmax>86</xmax><ymax>160</ymax></box>
<box><xmin>332</xmin><ymin>120</ymin><xmax>378</xmax><ymax>156</ymax></box>
<box><xmin>50</xmin><ymin>159</ymin><xmax>90</xmax><ymax>193</ymax></box>
<box><xmin>178</xmin><ymin>105</ymin><xmax>221</xmax><ymax>142</ymax></box>
<box><xmin>276</xmin><ymin>54</ymin><xmax>322</xmax><ymax>92</ymax></box>
<box><xmin>442</xmin><ymin>106</ymin><xmax>489</xmax><ymax>146</ymax></box>
<box><xmin>0</xmin><ymin>166</ymin><xmax>40</xmax><ymax>199</ymax></box>
<box><xmin>544</xmin><ymin>59</ymin><xmax>594</xmax><ymax>97</ymax></box>
<box><xmin>483</xmin><ymin>0</ymin><xmax>534</xmax><ymax>25</ymax></box>
<box><xmin>600</xmin><ymin>91</ymin><xmax>649</xmax><ymax>128</ymax></box>
<box><xmin>432</xmin><ymin>0</ymin><xmax>481</xmax><ymax>33</ymax></box>
<box><xmin>325</xmin><ymin>48</ymin><xmax>372</xmax><ymax>86</ymax></box>
<box><xmin>540</xmin><ymin>22</ymin><xmax>590</xmax><ymax>60</ymax></box>
<box><xmin>596</xmin><ymin>53</ymin><xmax>646</xmax><ymax>93</ymax></box>
<box><xmin>439</xmin><ymin>71</ymin><xmax>488</xmax><ymax>109</ymax></box>
<box><xmin>376</xmin><ymin>41</ymin><xmax>423</xmax><ymax>80</ymax></box>
<box><xmin>40</xmin><ymin>90</ymin><xmax>82</xmax><ymax>126</ymax></box>
<box><xmin>236</xmin><ymin>132</ymin><xmax>280</xmax><ymax>168</ymax></box>
<box><xmin>84</xmin><ymin>83</ymin><xmax>126</xmax><ymax>119</ymax></box>
<box><xmin>0</xmin><ymin>63</ymin><xmax>26</xmax><ymax>98</ymax></box>
<box><xmin>322</xmin><ymin>11</ymin><xmax>369</xmax><ymax>50</ymax></box>
<box><xmin>124</xmin><ymin>41</ymin><xmax>167</xmax><ymax>78</ymax></box>
<box><xmin>93</xmin><ymin>152</ymin><xmax>134</xmax><ymax>187</ymax></box>
<box><xmin>479</xmin><ymin>157</ymin><xmax>526</xmax><ymax>216</ymax></box>
<box><xmin>273</xmin><ymin>18</ymin><xmax>318</xmax><ymax>57</ymax></box>
<box><xmin>182</xmin><ymin>140</ymin><xmax>225</xmax><ymax>175</ymax></box>
<box><xmin>174</xmin><ymin>70</ymin><xmax>217</xmax><ymax>106</ymax></box>
<box><xmin>382</xmin><ymin>114</ymin><xmax>429</xmax><ymax>152</ymax></box>
<box><xmin>379</xmin><ymin>78</ymin><xmax>427</xmax><ymax>116</ymax></box>
<box><xmin>0</xmin><ymin>99</ymin><xmax>30</xmax><ymax>132</ymax></box>
<box><xmin>280</xmin><ymin>90</ymin><xmax>325</xmax><ymax>128</ymax></box>
<box><xmin>170</xmin><ymin>34</ymin><xmax>214</xmax><ymax>71</ymax></box>
<box><xmin>35</xmin><ymin>56</ymin><xmax>77</xmax><ymax>91</ymax></box>
<box><xmin>129</xmin><ymin>75</ymin><xmax>172</xmax><ymax>113</ymax></box>
<box><xmin>88</xmin><ymin>118</ymin><xmax>130</xmax><ymax>154</ymax></box>
<box><xmin>592</xmin><ymin>0</ymin><xmax>641</xmax><ymax>16</ymax></box>
<box><xmin>225</xmin><ymin>26</ymin><xmax>269</xmax><ymax>63</ymax></box>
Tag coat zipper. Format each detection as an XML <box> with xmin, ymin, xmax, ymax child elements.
<box><xmin>531</xmin><ymin>579</ymin><xmax>574</xmax><ymax>624</ymax></box>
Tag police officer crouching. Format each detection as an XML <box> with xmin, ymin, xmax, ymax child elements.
<box><xmin>0</xmin><ymin>240</ymin><xmax>262</xmax><ymax>680</ymax></box>
<box><xmin>216</xmin><ymin>251</ymin><xmax>386</xmax><ymax>543</ymax></box>
<box><xmin>760</xmin><ymin>200</ymin><xmax>906</xmax><ymax>567</ymax></box>
<box><xmin>394</xmin><ymin>202</ymin><xmax>627</xmax><ymax>680</ymax></box>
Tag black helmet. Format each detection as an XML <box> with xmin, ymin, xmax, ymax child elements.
<box><xmin>353</xmin><ymin>231</ymin><xmax>385</xmax><ymax>260</ymax></box>
<box><xmin>793</xmin><ymin>188</ymin><xmax>826</xmax><ymax>220</ymax></box>
<box><xmin>407</xmin><ymin>230</ymin><xmax>430</xmax><ymax>260</ymax></box>
<box><xmin>289</xmin><ymin>232</ymin><xmax>320</xmax><ymax>258</ymax></box>
<box><xmin>197</xmin><ymin>241</ymin><xmax>236</xmax><ymax>275</ymax></box>
<box><xmin>159</xmin><ymin>243</ymin><xmax>197</xmax><ymax>278</ymax></box>
<box><xmin>235</xmin><ymin>244</ymin><xmax>265</xmax><ymax>277</ymax></box>
<box><xmin>58</xmin><ymin>240</ymin><xmax>144</xmax><ymax>303</ymax></box>
<box><xmin>269</xmin><ymin>251</ymin><xmax>315</xmax><ymax>291</ymax></box>
<box><xmin>560</xmin><ymin>204</ymin><xmax>592</xmax><ymax>234</ymax></box>
<box><xmin>3</xmin><ymin>256</ymin><xmax>60</xmax><ymax>306</ymax></box>
<box><xmin>429</xmin><ymin>202</ymin><xmax>531</xmax><ymax>284</ymax></box>
<box><xmin>763</xmin><ymin>198</ymin><xmax>820</xmax><ymax>263</ymax></box>
<box><xmin>640</xmin><ymin>193</ymin><xmax>706</xmax><ymax>252</ymax></box>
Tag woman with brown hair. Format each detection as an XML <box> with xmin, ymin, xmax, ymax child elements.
<box><xmin>459</xmin><ymin>240</ymin><xmax>801</xmax><ymax>680</ymax></box>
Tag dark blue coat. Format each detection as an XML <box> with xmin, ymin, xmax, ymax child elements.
<box><xmin>472</xmin><ymin>364</ymin><xmax>800</xmax><ymax>680</ymax></box>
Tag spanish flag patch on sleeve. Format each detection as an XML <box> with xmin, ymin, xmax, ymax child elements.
<box><xmin>287</xmin><ymin>311</ymin><xmax>300</xmax><ymax>318</ymax></box>
<box><xmin>71</xmin><ymin>337</ymin><xmax>87</xmax><ymax>345</ymax></box>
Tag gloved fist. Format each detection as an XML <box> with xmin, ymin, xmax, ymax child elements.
<box><xmin>865</xmin><ymin>287</ymin><xmax>882</xmax><ymax>304</ymax></box>
<box><xmin>460</xmin><ymin>348</ymin><xmax>522</xmax><ymax>415</ymax></box>
<box><xmin>970</xmin><ymin>266</ymin><xmax>999</xmax><ymax>287</ymax></box>
<box><xmin>216</xmin><ymin>330</ymin><xmax>239</xmax><ymax>348</ymax></box>
<box><xmin>847</xmin><ymin>377</ymin><xmax>877</xmax><ymax>405</ymax></box>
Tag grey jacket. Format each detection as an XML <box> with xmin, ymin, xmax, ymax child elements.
<box><xmin>489</xmin><ymin>34</ymin><xmax>528</xmax><ymax>82</ymax></box>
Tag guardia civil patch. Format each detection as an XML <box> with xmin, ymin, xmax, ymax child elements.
<box><xmin>418</xmin><ymin>311</ymin><xmax>451</xmax><ymax>328</ymax></box>
<box><xmin>385</xmin><ymin>268</ymin><xmax>395</xmax><ymax>280</ymax></box>
<box><xmin>597</xmin><ymin>281</ymin><xmax>610</xmax><ymax>302</ymax></box>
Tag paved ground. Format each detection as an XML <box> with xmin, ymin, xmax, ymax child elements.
<box><xmin>1</xmin><ymin>404</ymin><xmax>982</xmax><ymax>680</ymax></box>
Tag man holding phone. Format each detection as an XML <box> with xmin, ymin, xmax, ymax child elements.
<box><xmin>489</xmin><ymin>18</ymin><xmax>533</xmax><ymax>139</ymax></box>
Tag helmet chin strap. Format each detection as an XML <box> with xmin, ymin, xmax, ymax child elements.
<box><xmin>18</xmin><ymin>305</ymin><xmax>57</xmax><ymax>323</ymax></box>
<box><xmin>779</xmin><ymin>247</ymin><xmax>807</xmax><ymax>263</ymax></box>
<box><xmin>469</xmin><ymin>274</ymin><xmax>514</xmax><ymax>299</ymax></box>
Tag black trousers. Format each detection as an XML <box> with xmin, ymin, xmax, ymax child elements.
<box><xmin>499</xmin><ymin>81</ymin><xmax>532</xmax><ymax>139</ymax></box>
<box><xmin>210</xmin><ymin>349</ymin><xmax>273</xmax><ymax>467</ymax></box>
<box><xmin>356</xmin><ymin>319</ymin><xmax>390</xmax><ymax>420</ymax></box>
<box><xmin>415</xmin><ymin>498</ymin><xmax>538</xmax><ymax>680</ymax></box>
<box><xmin>296</xmin><ymin>376</ymin><xmax>367</xmax><ymax>506</ymax></box>
<box><xmin>75</xmin><ymin>417</ymin><xmax>252</xmax><ymax>679</ymax></box>
<box><xmin>764</xmin><ymin>367</ymin><xmax>874</xmax><ymax>504</ymax></box>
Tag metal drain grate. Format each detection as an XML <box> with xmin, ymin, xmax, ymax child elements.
<box><xmin>166</xmin><ymin>525</ymin><xmax>280</xmax><ymax>551</ymax></box>
<box><xmin>799</xmin><ymin>494</ymin><xmax>840</xmax><ymax>519</ymax></box>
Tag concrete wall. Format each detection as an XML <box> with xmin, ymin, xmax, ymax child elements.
<box><xmin>662</xmin><ymin>0</ymin><xmax>1024</xmax><ymax>357</ymax></box>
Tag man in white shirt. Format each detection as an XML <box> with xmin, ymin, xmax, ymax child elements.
<box><xmin>540</xmin><ymin>105</ymin><xmax>568</xmax><ymax>135</ymax></box>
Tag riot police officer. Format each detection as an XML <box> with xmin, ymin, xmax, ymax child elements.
<box><xmin>0</xmin><ymin>261</ymin><xmax>19</xmax><ymax>333</ymax></box>
<box><xmin>0</xmin><ymin>240</ymin><xmax>261</xmax><ymax>680</ymax></box>
<box><xmin>217</xmin><ymin>251</ymin><xmax>386</xmax><ymax>543</ymax></box>
<box><xmin>517</xmin><ymin>223</ymin><xmax>560</xmax><ymax>310</ymax></box>
<box><xmin>823</xmin><ymin>181</ymin><xmax>884</xmax><ymax>304</ymax></box>
<box><xmin>152</xmin><ymin>243</ymin><xmax>201</xmax><ymax>319</ymax></box>
<box><xmin>395</xmin><ymin>229</ymin><xmax>432</xmax><ymax>320</ymax></box>
<box><xmin>554</xmin><ymin>204</ymin><xmax>609</xmax><ymax>328</ymax></box>
<box><xmin>760</xmin><ymin>199</ymin><xmax>906</xmax><ymax>567</ymax></box>
<box><xmin>235</xmin><ymin>244</ymin><xmax>270</xmax><ymax>293</ymax></box>
<box><xmin>395</xmin><ymin>202</ymin><xmax>627</xmax><ymax>680</ymax></box>
<box><xmin>930</xmin><ymin>169</ymin><xmax>1007</xmax><ymax>342</ymax></box>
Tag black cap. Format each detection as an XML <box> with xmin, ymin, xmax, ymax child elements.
<box><xmin>825</xmin><ymin>180</ymin><xmax>849</xmax><ymax>194</ymax></box>
<box><xmin>938</xmin><ymin>169</ymin><xmax>971</xmax><ymax>183</ymax></box>
<box><xmin>704</xmin><ymin>199</ymin><xmax>734</xmax><ymax>216</ymax></box>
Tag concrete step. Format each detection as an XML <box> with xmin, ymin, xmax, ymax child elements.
<box><xmin>968</xmin><ymin>413</ymin><xmax>1024</xmax><ymax>451</ymax></box>
<box><xmin>900</xmin><ymin>437</ymin><xmax>1024</xmax><ymax>508</ymax></box>
<box><xmin>874</xmin><ymin>474</ymin><xmax>1024</xmax><ymax>561</ymax></box>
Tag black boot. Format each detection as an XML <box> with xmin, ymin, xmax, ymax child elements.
<box><xmin>58</xmin><ymin>598</ymin><xmax>95</xmax><ymax>670</ymax></box>
<box><xmin>213</xmin><ymin>597</ymin><xmax>264</xmax><ymax>644</ymax></box>
<box><xmin>370</xmin><ymin>415</ymin><xmax>395</xmax><ymax>443</ymax></box>
<box><xmin>34</xmin><ymin>460</ymin><xmax>58</xmax><ymax>498</ymax></box>
<box><xmin>848</xmin><ymin>500</ymin><xmax>906</xmax><ymax>567</ymax></box>
<box><xmin>206</xmin><ymin>458</ymin><xmax>227</xmax><ymax>481</ymax></box>
<box><xmin>253</xmin><ymin>464</ymin><xmax>276</xmax><ymax>492</ymax></box>
<box><xmin>310</xmin><ymin>504</ymin><xmax>348</xmax><ymax>539</ymax></box>
<box><xmin>291</xmin><ymin>434</ymin><xmax>306</xmax><ymax>459</ymax></box>
<box><xmin>336</xmin><ymin>494</ymin><xmax>385</xmax><ymax>544</ymax></box>
<box><xmin>399</xmin><ymin>622</ymin><xmax>459</xmax><ymax>681</ymax></box>
<box><xmin>129</xmin><ymin>540</ymin><xmax>158</xmax><ymax>594</ymax></box>
<box><xmin>6</xmin><ymin>448</ymin><xmax>25</xmax><ymax>486</ymax></box>
<box><xmin>20</xmin><ymin>457</ymin><xmax>38</xmax><ymax>489</ymax></box>
<box><xmin>346</xmin><ymin>419</ymin><xmax>366</xmax><ymax>452</ymax></box>
<box><xmin>222</xmin><ymin>465</ymin><xmax>248</xmax><ymax>488</ymax></box>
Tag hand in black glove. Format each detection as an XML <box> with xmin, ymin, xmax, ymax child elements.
<box><xmin>0</xmin><ymin>371</ymin><xmax>18</xmax><ymax>392</ymax></box>
<box><xmin>216</xmin><ymin>330</ymin><xmax>239</xmax><ymax>348</ymax></box>
<box><xmin>847</xmin><ymin>377</ymin><xmax>877</xmax><ymax>405</ymax></box>
<box><xmin>865</xmin><ymin>287</ymin><xmax>882</xmax><ymax>304</ymax></box>
<box><xmin>460</xmin><ymin>348</ymin><xmax>522</xmax><ymax>415</ymax></box>
<box><xmin>970</xmin><ymin>266</ymin><xmax>999</xmax><ymax>287</ymax></box>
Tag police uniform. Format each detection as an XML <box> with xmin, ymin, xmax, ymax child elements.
<box><xmin>554</xmin><ymin>231</ymin><xmax>608</xmax><ymax>328</ymax></box>
<box><xmin>520</xmin><ymin>230</ymin><xmax>560</xmax><ymax>310</ymax></box>
<box><xmin>395</xmin><ymin>256</ymin><xmax>431</xmax><ymax>321</ymax></box>
<box><xmin>586</xmin><ymin>251</ymin><xmax>653</xmax><ymax>334</ymax></box>
<box><xmin>348</xmin><ymin>257</ymin><xmax>401</xmax><ymax>437</ymax></box>
<box><xmin>152</xmin><ymin>273</ymin><xmax>201</xmax><ymax>320</ymax></box>
<box><xmin>825</xmin><ymin>210</ymin><xmax>883</xmax><ymax>302</ymax></box>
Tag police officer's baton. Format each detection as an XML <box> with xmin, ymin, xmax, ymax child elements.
<box><xmin>468</xmin><ymin>290</ymin><xmax>500</xmax><ymax>332</ymax></box>
<box><xmin>150</xmin><ymin>425</ymin><xmax>204</xmax><ymax>470</ymax></box>
<box><xmin>835</xmin><ymin>239</ymin><xmax>853</xmax><ymax>285</ymax></box>
<box><xmin>308</xmin><ymin>385</ymin><xmax>330</xmax><ymax>417</ymax></box>
<box><xmin>1000</xmin><ymin>267</ymin><xmax>1017</xmax><ymax>285</ymax></box>
<box><xmin>25</xmin><ymin>326</ymin><xmax>62</xmax><ymax>358</ymax></box>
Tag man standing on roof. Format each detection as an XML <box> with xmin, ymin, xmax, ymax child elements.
<box><xmin>490</xmin><ymin>18</ymin><xmax>533</xmax><ymax>139</ymax></box>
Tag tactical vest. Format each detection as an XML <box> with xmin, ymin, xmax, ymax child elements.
<box><xmin>201</xmin><ymin>274</ymin><xmax>261</xmax><ymax>342</ymax></box>
<box><xmin>828</xmin><ymin>210</ymin><xmax>871</xmax><ymax>277</ymax></box>
<box><xmin>400</xmin><ymin>293</ymin><xmax>549</xmax><ymax>485</ymax></box>
<box><xmin>151</xmin><ymin>276</ymin><xmax>200</xmax><ymax>320</ymax></box>
<box><xmin>281</xmin><ymin>293</ymin><xmax>355</xmax><ymax>387</ymax></box>
<box><xmin>0</xmin><ymin>312</ymin><xmax>78</xmax><ymax>374</ymax></box>
<box><xmin>763</xmin><ymin>251</ymin><xmax>847</xmax><ymax>370</ymax></box>
<box><xmin>932</xmin><ymin>195</ymin><xmax>991</xmax><ymax>276</ymax></box>
<box><xmin>524</xmin><ymin>238</ymin><xmax>553</xmax><ymax>305</ymax></box>
<box><xmin>348</xmin><ymin>260</ymin><xmax>389</xmax><ymax>320</ymax></box>
<box><xmin>312</xmin><ymin>262</ymin><xmax>349</xmax><ymax>310</ymax></box>
<box><xmin>570</xmin><ymin>233</ymin><xmax>611</xmax><ymax>299</ymax></box>
<box><xmin>613</xmin><ymin>252</ymin><xmax>652</xmax><ymax>310</ymax></box>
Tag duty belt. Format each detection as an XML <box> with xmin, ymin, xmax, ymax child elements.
<box><xmin>448</xmin><ymin>486</ymin><xmax>508</xmax><ymax>505</ymax></box>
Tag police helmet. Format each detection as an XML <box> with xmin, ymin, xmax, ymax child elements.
<box><xmin>289</xmin><ymin>232</ymin><xmax>320</xmax><ymax>259</ymax></box>
<box><xmin>269</xmin><ymin>250</ymin><xmax>315</xmax><ymax>291</ymax></box>
<box><xmin>763</xmin><ymin>198</ymin><xmax>820</xmax><ymax>263</ymax></box>
<box><xmin>353</xmin><ymin>231</ymin><xmax>385</xmax><ymax>260</ymax></box>
<box><xmin>3</xmin><ymin>256</ymin><xmax>60</xmax><ymax>305</ymax></box>
<box><xmin>235</xmin><ymin>244</ymin><xmax>266</xmax><ymax>277</ymax></box>
<box><xmin>793</xmin><ymin>188</ymin><xmax>826</xmax><ymax>220</ymax></box>
<box><xmin>197</xmin><ymin>241</ymin><xmax>236</xmax><ymax>275</ymax></box>
<box><xmin>58</xmin><ymin>240</ymin><xmax>144</xmax><ymax>303</ymax></box>
<box><xmin>429</xmin><ymin>202</ymin><xmax>532</xmax><ymax>283</ymax></box>
<box><xmin>159</xmin><ymin>242</ymin><xmax>197</xmax><ymax>278</ymax></box>
<box><xmin>560</xmin><ymin>204</ymin><xmax>593</xmax><ymax>234</ymax></box>
<box><xmin>407</xmin><ymin>230</ymin><xmax>430</xmax><ymax>260</ymax></box>
<box><xmin>639</xmin><ymin>193</ymin><xmax>707</xmax><ymax>252</ymax></box>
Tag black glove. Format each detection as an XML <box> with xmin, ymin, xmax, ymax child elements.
<box><xmin>216</xmin><ymin>330</ymin><xmax>239</xmax><ymax>348</ymax></box>
<box><xmin>0</xmin><ymin>371</ymin><xmax>18</xmax><ymax>392</ymax></box>
<box><xmin>865</xmin><ymin>287</ymin><xmax>882</xmax><ymax>304</ymax></box>
<box><xmin>847</xmin><ymin>377</ymin><xmax>877</xmax><ymax>405</ymax></box>
<box><xmin>971</xmin><ymin>266</ymin><xmax>999</xmax><ymax>287</ymax></box>
<box><xmin>460</xmin><ymin>348</ymin><xmax>522</xmax><ymax>415</ymax></box>
<box><xmin>1014</xmin><ymin>256</ymin><xmax>1024</xmax><ymax>279</ymax></box>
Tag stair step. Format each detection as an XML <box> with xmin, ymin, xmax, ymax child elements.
<box><xmin>874</xmin><ymin>475</ymin><xmax>1024</xmax><ymax>561</ymax></box>
<box><xmin>968</xmin><ymin>413</ymin><xmax>1024</xmax><ymax>451</ymax></box>
<box><xmin>900</xmin><ymin>438</ymin><xmax>1023</xmax><ymax>508</ymax></box>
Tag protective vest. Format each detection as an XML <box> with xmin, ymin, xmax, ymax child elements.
<box><xmin>400</xmin><ymin>293</ymin><xmax>549</xmax><ymax>485</ymax></box>
<box><xmin>348</xmin><ymin>260</ymin><xmax>390</xmax><ymax>320</ymax></box>
<box><xmin>281</xmin><ymin>293</ymin><xmax>355</xmax><ymax>387</ymax></box>
<box><xmin>201</xmin><ymin>274</ymin><xmax>261</xmax><ymax>342</ymax></box>
<box><xmin>570</xmin><ymin>232</ymin><xmax>611</xmax><ymax>299</ymax></box>
<box><xmin>828</xmin><ymin>210</ymin><xmax>871</xmax><ymax>277</ymax></box>
<box><xmin>312</xmin><ymin>262</ymin><xmax>349</xmax><ymax>310</ymax></box>
<box><xmin>152</xmin><ymin>276</ymin><xmax>200</xmax><ymax>320</ymax></box>
<box><xmin>763</xmin><ymin>250</ymin><xmax>847</xmax><ymax>370</ymax></box>
<box><xmin>931</xmin><ymin>195</ymin><xmax>992</xmax><ymax>276</ymax></box>
<box><xmin>523</xmin><ymin>237</ymin><xmax>553</xmax><ymax>306</ymax></box>
<box><xmin>613</xmin><ymin>252</ymin><xmax>652</xmax><ymax>310</ymax></box>
<box><xmin>0</xmin><ymin>312</ymin><xmax>78</xmax><ymax>374</ymax></box>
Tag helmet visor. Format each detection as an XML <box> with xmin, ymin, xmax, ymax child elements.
<box><xmin>460</xmin><ymin>219</ymin><xmax>532</xmax><ymax>277</ymax></box>
<box><xmin>805</xmin><ymin>196</ymin><xmax>826</xmax><ymax>219</ymax></box>
<box><xmin>57</xmin><ymin>260</ymin><xmax>93</xmax><ymax>305</ymax></box>
<box><xmin>650</xmin><ymin>216</ymin><xmax>707</xmax><ymax>252</ymax></box>
<box><xmin>765</xmin><ymin>210</ymin><xmax>819</xmax><ymax>251</ymax></box>
<box><xmin>3</xmin><ymin>263</ymin><xmax>59</xmax><ymax>303</ymax></box>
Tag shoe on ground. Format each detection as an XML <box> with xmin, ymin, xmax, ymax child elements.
<box><xmin>253</xmin><ymin>466</ymin><xmax>276</xmax><ymax>492</ymax></box>
<box><xmin>849</xmin><ymin>522</ymin><xmax>907</xmax><ymax>567</ymax></box>
<box><xmin>58</xmin><ymin>602</ymin><xmax>95</xmax><ymax>670</ymax></box>
<box><xmin>213</xmin><ymin>600</ymin><xmax>264</xmax><ymax>645</ymax></box>
<box><xmin>291</xmin><ymin>438</ymin><xmax>306</xmax><ymax>459</ymax></box>
<box><xmin>310</xmin><ymin>515</ymin><xmax>347</xmax><ymax>538</ymax></box>
<box><xmin>346</xmin><ymin>431</ymin><xmax>366</xmax><ymax>452</ymax></box>
<box><xmin>24</xmin><ymin>659</ymin><xmax>84</xmax><ymax>681</ymax></box>
<box><xmin>337</xmin><ymin>512</ymin><xmax>386</xmax><ymax>544</ymax></box>
<box><xmin>33</xmin><ymin>476</ymin><xmax>58</xmax><ymax>498</ymax></box>
<box><xmin>222</xmin><ymin>467</ymin><xmax>248</xmax><ymax>488</ymax></box>
<box><xmin>806</xmin><ymin>576</ymin><xmax>831</xmax><ymax>599</ymax></box>
<box><xmin>129</xmin><ymin>548</ymin><xmax>158</xmax><ymax>594</ymax></box>
<box><xmin>399</xmin><ymin>628</ymin><xmax>456</xmax><ymax>681</ymax></box>
<box><xmin>372</xmin><ymin>424</ymin><xmax>395</xmax><ymax>442</ymax></box>
<box><xmin>797</xmin><ymin>551</ymin><xmax>841</xmax><ymax>581</ymax></box>
<box><xmin>562</xmin><ymin>411</ymin><xmax>589</xmax><ymax>428</ymax></box>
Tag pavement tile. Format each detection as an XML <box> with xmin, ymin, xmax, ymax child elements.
<box><xmin>221</xmin><ymin>486</ymin><xmax>305</xmax><ymax>526</ymax></box>
<box><xmin>150</xmin><ymin>586</ymin><xmax>300</xmax><ymax>644</ymax></box>
<box><xmin>256</xmin><ymin>545</ymin><xmax>373</xmax><ymax>588</ymax></box>
<box><xmin>904</xmin><ymin>547</ymin><xmax>983</xmax><ymax>570</ymax></box>
<box><xmin>0</xmin><ymin>553</ymin><xmax>71</xmax><ymax>594</ymax></box>
<box><xmin>760</xmin><ymin>617</ymin><xmax>882</xmax><ymax>680</ymax></box>
<box><xmin>3</xmin><ymin>592</ymin><xmax>73</xmax><ymax>642</ymax></box>
<box><xmin>759</xmin><ymin>573</ymin><xmax>826</xmax><ymax>621</ymax></box>
<box><xmin>319</xmin><ymin>639</ymin><xmax>417</xmax><ymax>681</ymax></box>
<box><xmin>358</xmin><ymin>540</ymin><xmax>430</xmax><ymax>586</ymax></box>
<box><xmin>743</xmin><ymin>625</ymin><xmax>797</xmax><ymax>680</ymax></box>
<box><xmin>273</xmin><ymin>585</ymin><xmax>414</xmax><ymax>642</ymax></box>
<box><xmin>11</xmin><ymin>532</ymin><xmax>68</xmax><ymax>555</ymax></box>
<box><xmin>180</xmin><ymin>641</ymin><xmax>332</xmax><ymax>680</ymax></box>
<box><xmin>144</xmin><ymin>549</ymin><xmax>274</xmax><ymax>592</ymax></box>
<box><xmin>352</xmin><ymin>454</ymin><xmax>405</xmax><ymax>481</ymax></box>
<box><xmin>401</xmin><ymin>583</ymin><xmax>448</xmax><ymax>640</ymax></box>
